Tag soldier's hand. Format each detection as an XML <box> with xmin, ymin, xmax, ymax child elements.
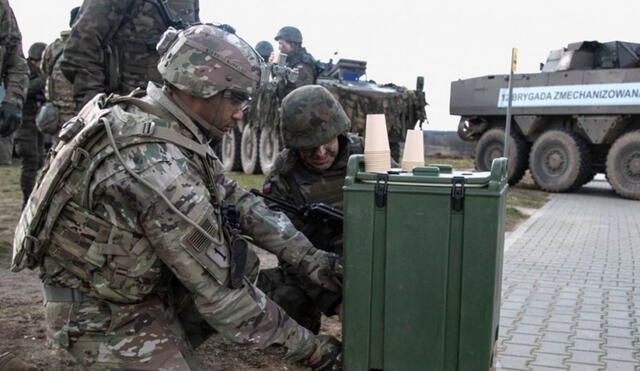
<box><xmin>0</xmin><ymin>102</ymin><xmax>22</xmax><ymax>137</ymax></box>
<box><xmin>299</xmin><ymin>249</ymin><xmax>343</xmax><ymax>293</ymax></box>
<box><xmin>306</xmin><ymin>335</ymin><xmax>341</xmax><ymax>371</ymax></box>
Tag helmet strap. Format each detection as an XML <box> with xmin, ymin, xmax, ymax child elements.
<box><xmin>167</xmin><ymin>89</ymin><xmax>226</xmax><ymax>140</ymax></box>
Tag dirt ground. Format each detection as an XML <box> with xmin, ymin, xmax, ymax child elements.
<box><xmin>0</xmin><ymin>161</ymin><xmax>546</xmax><ymax>370</ymax></box>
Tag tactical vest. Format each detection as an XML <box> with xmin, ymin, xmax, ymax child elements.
<box><xmin>44</xmin><ymin>34</ymin><xmax>75</xmax><ymax>122</ymax></box>
<box><xmin>12</xmin><ymin>91</ymin><xmax>228</xmax><ymax>303</ymax></box>
<box><xmin>287</xmin><ymin>134</ymin><xmax>363</xmax><ymax>208</ymax></box>
<box><xmin>108</xmin><ymin>0</ymin><xmax>199</xmax><ymax>94</ymax></box>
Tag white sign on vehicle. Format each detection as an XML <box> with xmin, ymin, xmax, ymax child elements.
<box><xmin>497</xmin><ymin>82</ymin><xmax>640</xmax><ymax>107</ymax></box>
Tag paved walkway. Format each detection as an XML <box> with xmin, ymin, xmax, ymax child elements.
<box><xmin>496</xmin><ymin>179</ymin><xmax>640</xmax><ymax>370</ymax></box>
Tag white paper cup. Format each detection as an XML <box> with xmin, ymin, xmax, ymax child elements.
<box><xmin>365</xmin><ymin>150</ymin><xmax>391</xmax><ymax>173</ymax></box>
<box><xmin>401</xmin><ymin>129</ymin><xmax>425</xmax><ymax>171</ymax></box>
<box><xmin>364</xmin><ymin>114</ymin><xmax>390</xmax><ymax>153</ymax></box>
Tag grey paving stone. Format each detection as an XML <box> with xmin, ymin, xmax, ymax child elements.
<box><xmin>604</xmin><ymin>337</ymin><xmax>636</xmax><ymax>349</ymax></box>
<box><xmin>529</xmin><ymin>352</ymin><xmax>569</xmax><ymax>367</ymax></box>
<box><xmin>567</xmin><ymin>349</ymin><xmax>604</xmax><ymax>365</ymax></box>
<box><xmin>600</xmin><ymin>360</ymin><xmax>638</xmax><ymax>371</ymax></box>
<box><xmin>501</xmin><ymin>343</ymin><xmax>536</xmax><ymax>358</ymax></box>
<box><xmin>565</xmin><ymin>363</ymin><xmax>604</xmax><ymax>371</ymax></box>
<box><xmin>496</xmin><ymin>355</ymin><xmax>532</xmax><ymax>370</ymax></box>
<box><xmin>508</xmin><ymin>333</ymin><xmax>539</xmax><ymax>346</ymax></box>
<box><xmin>570</xmin><ymin>339</ymin><xmax>604</xmax><ymax>352</ymax></box>
<box><xmin>536</xmin><ymin>342</ymin><xmax>569</xmax><ymax>355</ymax></box>
<box><xmin>601</xmin><ymin>347</ymin><xmax>638</xmax><ymax>363</ymax></box>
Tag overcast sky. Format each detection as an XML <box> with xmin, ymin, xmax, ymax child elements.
<box><xmin>11</xmin><ymin>0</ymin><xmax>640</xmax><ymax>131</ymax></box>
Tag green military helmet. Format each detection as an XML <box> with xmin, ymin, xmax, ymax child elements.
<box><xmin>157</xmin><ymin>24</ymin><xmax>262</xmax><ymax>98</ymax></box>
<box><xmin>281</xmin><ymin>85</ymin><xmax>351</xmax><ymax>149</ymax></box>
<box><xmin>28</xmin><ymin>42</ymin><xmax>47</xmax><ymax>61</ymax></box>
<box><xmin>275</xmin><ymin>26</ymin><xmax>303</xmax><ymax>44</ymax></box>
<box><xmin>255</xmin><ymin>40</ymin><xmax>273</xmax><ymax>61</ymax></box>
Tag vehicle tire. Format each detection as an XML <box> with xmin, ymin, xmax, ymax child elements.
<box><xmin>221</xmin><ymin>125</ymin><xmax>242</xmax><ymax>172</ymax></box>
<box><xmin>529</xmin><ymin>129</ymin><xmax>591</xmax><ymax>193</ymax></box>
<box><xmin>259</xmin><ymin>128</ymin><xmax>280</xmax><ymax>175</ymax></box>
<box><xmin>606</xmin><ymin>130</ymin><xmax>640</xmax><ymax>200</ymax></box>
<box><xmin>241</xmin><ymin>125</ymin><xmax>262</xmax><ymax>174</ymax></box>
<box><xmin>475</xmin><ymin>128</ymin><xmax>529</xmax><ymax>185</ymax></box>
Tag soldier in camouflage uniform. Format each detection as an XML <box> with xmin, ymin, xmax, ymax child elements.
<box><xmin>38</xmin><ymin>7</ymin><xmax>80</xmax><ymax>142</ymax></box>
<box><xmin>259</xmin><ymin>85</ymin><xmax>363</xmax><ymax>333</ymax></box>
<box><xmin>13</xmin><ymin>25</ymin><xmax>341</xmax><ymax>370</ymax></box>
<box><xmin>0</xmin><ymin>0</ymin><xmax>28</xmax><ymax>165</ymax></box>
<box><xmin>274</xmin><ymin>26</ymin><xmax>317</xmax><ymax>96</ymax></box>
<box><xmin>14</xmin><ymin>42</ymin><xmax>47</xmax><ymax>207</ymax></box>
<box><xmin>61</xmin><ymin>0</ymin><xmax>199</xmax><ymax>112</ymax></box>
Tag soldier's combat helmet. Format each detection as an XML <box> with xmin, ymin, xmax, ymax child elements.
<box><xmin>157</xmin><ymin>24</ymin><xmax>262</xmax><ymax>99</ymax></box>
<box><xmin>275</xmin><ymin>26</ymin><xmax>303</xmax><ymax>44</ymax></box>
<box><xmin>28</xmin><ymin>42</ymin><xmax>47</xmax><ymax>61</ymax></box>
<box><xmin>281</xmin><ymin>85</ymin><xmax>351</xmax><ymax>149</ymax></box>
<box><xmin>255</xmin><ymin>41</ymin><xmax>273</xmax><ymax>61</ymax></box>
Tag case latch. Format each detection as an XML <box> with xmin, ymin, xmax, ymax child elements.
<box><xmin>451</xmin><ymin>176</ymin><xmax>465</xmax><ymax>212</ymax></box>
<box><xmin>374</xmin><ymin>174</ymin><xmax>389</xmax><ymax>208</ymax></box>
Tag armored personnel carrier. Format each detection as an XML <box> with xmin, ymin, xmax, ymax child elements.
<box><xmin>220</xmin><ymin>58</ymin><xmax>427</xmax><ymax>175</ymax></box>
<box><xmin>450</xmin><ymin>41</ymin><xmax>640</xmax><ymax>200</ymax></box>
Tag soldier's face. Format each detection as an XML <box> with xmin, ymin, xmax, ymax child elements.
<box><xmin>299</xmin><ymin>137</ymin><xmax>339</xmax><ymax>171</ymax></box>
<box><xmin>278</xmin><ymin>40</ymin><xmax>294</xmax><ymax>54</ymax></box>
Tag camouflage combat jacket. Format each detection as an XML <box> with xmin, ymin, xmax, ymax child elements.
<box><xmin>263</xmin><ymin>133</ymin><xmax>364</xmax><ymax>254</ymax></box>
<box><xmin>0</xmin><ymin>0</ymin><xmax>28</xmax><ymax>108</ymax></box>
<box><xmin>282</xmin><ymin>47</ymin><xmax>317</xmax><ymax>96</ymax></box>
<box><xmin>13</xmin><ymin>82</ymin><xmax>322</xmax><ymax>361</ymax></box>
<box><xmin>42</xmin><ymin>31</ymin><xmax>75</xmax><ymax>127</ymax></box>
<box><xmin>61</xmin><ymin>0</ymin><xmax>199</xmax><ymax>111</ymax></box>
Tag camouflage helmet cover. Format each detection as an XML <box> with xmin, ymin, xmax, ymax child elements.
<box><xmin>281</xmin><ymin>85</ymin><xmax>351</xmax><ymax>149</ymax></box>
<box><xmin>255</xmin><ymin>41</ymin><xmax>274</xmax><ymax>60</ymax></box>
<box><xmin>275</xmin><ymin>26</ymin><xmax>303</xmax><ymax>44</ymax></box>
<box><xmin>157</xmin><ymin>24</ymin><xmax>262</xmax><ymax>98</ymax></box>
<box><xmin>28</xmin><ymin>42</ymin><xmax>47</xmax><ymax>60</ymax></box>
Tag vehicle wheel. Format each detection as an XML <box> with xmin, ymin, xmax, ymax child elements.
<box><xmin>475</xmin><ymin>128</ymin><xmax>529</xmax><ymax>185</ymax></box>
<box><xmin>606</xmin><ymin>130</ymin><xmax>640</xmax><ymax>200</ymax></box>
<box><xmin>259</xmin><ymin>128</ymin><xmax>280</xmax><ymax>175</ymax></box>
<box><xmin>221</xmin><ymin>125</ymin><xmax>242</xmax><ymax>172</ymax></box>
<box><xmin>241</xmin><ymin>125</ymin><xmax>262</xmax><ymax>174</ymax></box>
<box><xmin>529</xmin><ymin>129</ymin><xmax>591</xmax><ymax>192</ymax></box>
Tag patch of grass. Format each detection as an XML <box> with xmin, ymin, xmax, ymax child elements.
<box><xmin>226</xmin><ymin>172</ymin><xmax>267</xmax><ymax>192</ymax></box>
<box><xmin>424</xmin><ymin>156</ymin><xmax>474</xmax><ymax>170</ymax></box>
<box><xmin>506</xmin><ymin>206</ymin><xmax>527</xmax><ymax>232</ymax></box>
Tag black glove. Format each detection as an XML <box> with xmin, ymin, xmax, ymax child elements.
<box><xmin>307</xmin><ymin>335</ymin><xmax>342</xmax><ymax>371</ymax></box>
<box><xmin>0</xmin><ymin>102</ymin><xmax>22</xmax><ymax>137</ymax></box>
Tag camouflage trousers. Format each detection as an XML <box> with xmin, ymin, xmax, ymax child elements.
<box><xmin>0</xmin><ymin>135</ymin><xmax>12</xmax><ymax>165</ymax></box>
<box><xmin>14</xmin><ymin>121</ymin><xmax>44</xmax><ymax>206</ymax></box>
<box><xmin>257</xmin><ymin>265</ymin><xmax>341</xmax><ymax>334</ymax></box>
<box><xmin>44</xmin><ymin>291</ymin><xmax>202</xmax><ymax>370</ymax></box>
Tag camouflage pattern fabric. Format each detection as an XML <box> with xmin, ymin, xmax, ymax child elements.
<box><xmin>61</xmin><ymin>0</ymin><xmax>199</xmax><ymax>111</ymax></box>
<box><xmin>14</xmin><ymin>61</ymin><xmax>45</xmax><ymax>205</ymax></box>
<box><xmin>28</xmin><ymin>82</ymin><xmax>333</xmax><ymax>368</ymax></box>
<box><xmin>0</xmin><ymin>0</ymin><xmax>28</xmax><ymax>108</ymax></box>
<box><xmin>259</xmin><ymin>134</ymin><xmax>363</xmax><ymax>332</ymax></box>
<box><xmin>0</xmin><ymin>0</ymin><xmax>29</xmax><ymax>165</ymax></box>
<box><xmin>41</xmin><ymin>31</ymin><xmax>76</xmax><ymax>135</ymax></box>
<box><xmin>157</xmin><ymin>25</ymin><xmax>261</xmax><ymax>99</ymax></box>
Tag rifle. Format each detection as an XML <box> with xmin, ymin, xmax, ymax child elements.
<box><xmin>250</xmin><ymin>189</ymin><xmax>343</xmax><ymax>239</ymax></box>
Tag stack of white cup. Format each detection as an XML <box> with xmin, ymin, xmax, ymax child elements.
<box><xmin>364</xmin><ymin>114</ymin><xmax>391</xmax><ymax>173</ymax></box>
<box><xmin>401</xmin><ymin>129</ymin><xmax>425</xmax><ymax>171</ymax></box>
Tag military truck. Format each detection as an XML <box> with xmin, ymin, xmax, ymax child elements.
<box><xmin>450</xmin><ymin>41</ymin><xmax>640</xmax><ymax>200</ymax></box>
<box><xmin>220</xmin><ymin>58</ymin><xmax>427</xmax><ymax>174</ymax></box>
